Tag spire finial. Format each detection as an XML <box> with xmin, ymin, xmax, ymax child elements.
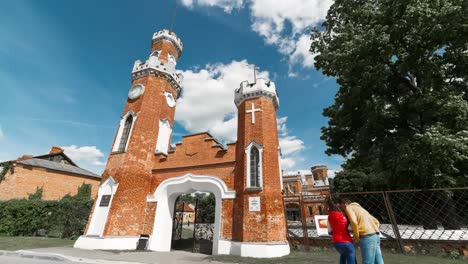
<box><xmin>170</xmin><ymin>2</ymin><xmax>178</xmax><ymax>32</ymax></box>
<box><xmin>250</xmin><ymin>64</ymin><xmax>260</xmax><ymax>83</ymax></box>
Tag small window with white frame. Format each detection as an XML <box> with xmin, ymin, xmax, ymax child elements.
<box><xmin>245</xmin><ymin>141</ymin><xmax>263</xmax><ymax>189</ymax></box>
<box><xmin>167</xmin><ymin>54</ymin><xmax>176</xmax><ymax>65</ymax></box>
<box><xmin>112</xmin><ymin>111</ymin><xmax>137</xmax><ymax>153</ymax></box>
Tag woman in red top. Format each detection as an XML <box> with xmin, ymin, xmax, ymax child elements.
<box><xmin>327</xmin><ymin>197</ymin><xmax>356</xmax><ymax>264</ymax></box>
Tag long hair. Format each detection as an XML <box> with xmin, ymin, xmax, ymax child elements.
<box><xmin>326</xmin><ymin>196</ymin><xmax>340</xmax><ymax>212</ymax></box>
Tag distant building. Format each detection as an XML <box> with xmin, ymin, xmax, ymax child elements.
<box><xmin>282</xmin><ymin>165</ymin><xmax>330</xmax><ymax>223</ymax></box>
<box><xmin>0</xmin><ymin>147</ymin><xmax>101</xmax><ymax>200</ymax></box>
<box><xmin>175</xmin><ymin>202</ymin><xmax>195</xmax><ymax>226</ymax></box>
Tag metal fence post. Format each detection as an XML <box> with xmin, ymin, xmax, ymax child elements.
<box><xmin>382</xmin><ymin>191</ymin><xmax>405</xmax><ymax>253</ymax></box>
<box><xmin>299</xmin><ymin>194</ymin><xmax>309</xmax><ymax>249</ymax></box>
<box><xmin>282</xmin><ymin>196</ymin><xmax>290</xmax><ymax>243</ymax></box>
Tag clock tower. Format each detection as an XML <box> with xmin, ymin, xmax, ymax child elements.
<box><xmin>77</xmin><ymin>28</ymin><xmax>290</xmax><ymax>258</ymax></box>
<box><xmin>95</xmin><ymin>29</ymin><xmax>184</xmax><ymax>237</ymax></box>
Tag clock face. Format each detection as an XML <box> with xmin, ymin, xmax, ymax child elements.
<box><xmin>164</xmin><ymin>92</ymin><xmax>176</xmax><ymax>107</ymax></box>
<box><xmin>128</xmin><ymin>84</ymin><xmax>144</xmax><ymax>100</ymax></box>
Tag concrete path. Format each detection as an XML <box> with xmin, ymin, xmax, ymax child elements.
<box><xmin>7</xmin><ymin>247</ymin><xmax>225</xmax><ymax>264</ymax></box>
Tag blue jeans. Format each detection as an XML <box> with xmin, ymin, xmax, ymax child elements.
<box><xmin>334</xmin><ymin>242</ymin><xmax>356</xmax><ymax>264</ymax></box>
<box><xmin>359</xmin><ymin>234</ymin><xmax>384</xmax><ymax>264</ymax></box>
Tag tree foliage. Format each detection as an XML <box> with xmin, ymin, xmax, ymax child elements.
<box><xmin>175</xmin><ymin>193</ymin><xmax>215</xmax><ymax>223</ymax></box>
<box><xmin>0</xmin><ymin>184</ymin><xmax>93</xmax><ymax>238</ymax></box>
<box><xmin>311</xmin><ymin>0</ymin><xmax>468</xmax><ymax>191</ymax></box>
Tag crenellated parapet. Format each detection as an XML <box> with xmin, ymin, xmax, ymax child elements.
<box><xmin>152</xmin><ymin>29</ymin><xmax>183</xmax><ymax>56</ymax></box>
<box><xmin>234</xmin><ymin>78</ymin><xmax>279</xmax><ymax>109</ymax></box>
<box><xmin>131</xmin><ymin>52</ymin><xmax>184</xmax><ymax>97</ymax></box>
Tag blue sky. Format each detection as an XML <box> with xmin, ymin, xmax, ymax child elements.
<box><xmin>0</xmin><ymin>0</ymin><xmax>342</xmax><ymax>175</ymax></box>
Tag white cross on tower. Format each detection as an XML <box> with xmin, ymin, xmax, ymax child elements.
<box><xmin>246</xmin><ymin>103</ymin><xmax>262</xmax><ymax>124</ymax></box>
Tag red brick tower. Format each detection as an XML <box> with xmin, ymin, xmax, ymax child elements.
<box><xmin>232</xmin><ymin>78</ymin><xmax>290</xmax><ymax>255</ymax></box>
<box><xmin>86</xmin><ymin>29</ymin><xmax>184</xmax><ymax>238</ymax></box>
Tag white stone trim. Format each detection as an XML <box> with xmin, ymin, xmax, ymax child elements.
<box><xmin>112</xmin><ymin>111</ymin><xmax>137</xmax><ymax>153</ymax></box>
<box><xmin>152</xmin><ymin>29</ymin><xmax>183</xmax><ymax>55</ymax></box>
<box><xmin>164</xmin><ymin>92</ymin><xmax>176</xmax><ymax>108</ymax></box>
<box><xmin>74</xmin><ymin>236</ymin><xmax>139</xmax><ymax>250</ymax></box>
<box><xmin>131</xmin><ymin>58</ymin><xmax>183</xmax><ymax>94</ymax></box>
<box><xmin>128</xmin><ymin>83</ymin><xmax>145</xmax><ymax>100</ymax></box>
<box><xmin>84</xmin><ymin>177</ymin><xmax>119</xmax><ymax>237</ymax></box>
<box><xmin>155</xmin><ymin>119</ymin><xmax>172</xmax><ymax>155</ymax></box>
<box><xmin>278</xmin><ymin>147</ymin><xmax>283</xmax><ymax>191</ymax></box>
<box><xmin>245</xmin><ymin>141</ymin><xmax>263</xmax><ymax>189</ymax></box>
<box><xmin>234</xmin><ymin>78</ymin><xmax>279</xmax><ymax>109</ymax></box>
<box><xmin>217</xmin><ymin>240</ymin><xmax>290</xmax><ymax>258</ymax></box>
<box><xmin>146</xmin><ymin>174</ymin><xmax>235</xmax><ymax>254</ymax></box>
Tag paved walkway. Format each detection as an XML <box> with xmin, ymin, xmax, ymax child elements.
<box><xmin>2</xmin><ymin>247</ymin><xmax>226</xmax><ymax>264</ymax></box>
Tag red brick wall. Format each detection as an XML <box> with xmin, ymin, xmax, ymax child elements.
<box><xmin>102</xmin><ymin>65</ymin><xmax>180</xmax><ymax>236</ymax></box>
<box><xmin>151</xmin><ymin>41</ymin><xmax>180</xmax><ymax>61</ymax></box>
<box><xmin>233</xmin><ymin>97</ymin><xmax>287</xmax><ymax>242</ymax></box>
<box><xmin>0</xmin><ymin>165</ymin><xmax>100</xmax><ymax>200</ymax></box>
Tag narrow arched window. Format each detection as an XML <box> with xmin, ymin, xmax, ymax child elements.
<box><xmin>250</xmin><ymin>146</ymin><xmax>260</xmax><ymax>187</ymax></box>
<box><xmin>118</xmin><ymin>115</ymin><xmax>133</xmax><ymax>152</ymax></box>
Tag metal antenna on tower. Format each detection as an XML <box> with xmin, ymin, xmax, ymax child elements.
<box><xmin>170</xmin><ymin>2</ymin><xmax>178</xmax><ymax>32</ymax></box>
<box><xmin>250</xmin><ymin>65</ymin><xmax>260</xmax><ymax>83</ymax></box>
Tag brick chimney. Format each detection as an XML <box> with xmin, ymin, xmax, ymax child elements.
<box><xmin>17</xmin><ymin>155</ymin><xmax>33</xmax><ymax>161</ymax></box>
<box><xmin>49</xmin><ymin>146</ymin><xmax>63</xmax><ymax>154</ymax></box>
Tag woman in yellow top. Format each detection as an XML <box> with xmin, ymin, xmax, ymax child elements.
<box><xmin>342</xmin><ymin>199</ymin><xmax>384</xmax><ymax>264</ymax></box>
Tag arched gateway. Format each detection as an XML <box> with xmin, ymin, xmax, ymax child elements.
<box><xmin>147</xmin><ymin>173</ymin><xmax>235</xmax><ymax>254</ymax></box>
<box><xmin>75</xmin><ymin>29</ymin><xmax>290</xmax><ymax>258</ymax></box>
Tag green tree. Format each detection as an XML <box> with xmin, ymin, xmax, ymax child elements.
<box><xmin>311</xmin><ymin>0</ymin><xmax>468</xmax><ymax>191</ymax></box>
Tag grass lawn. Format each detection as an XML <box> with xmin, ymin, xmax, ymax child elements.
<box><xmin>209</xmin><ymin>249</ymin><xmax>467</xmax><ymax>264</ymax></box>
<box><xmin>0</xmin><ymin>236</ymin><xmax>75</xmax><ymax>251</ymax></box>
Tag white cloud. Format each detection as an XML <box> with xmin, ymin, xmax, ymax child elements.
<box><xmin>281</xmin><ymin>157</ymin><xmax>296</xmax><ymax>170</ymax></box>
<box><xmin>176</xmin><ymin>60</ymin><xmax>268</xmax><ymax>142</ymax></box>
<box><xmin>249</xmin><ymin>0</ymin><xmax>332</xmax><ymax>37</ymax></box>
<box><xmin>277</xmin><ymin>116</ymin><xmax>288</xmax><ymax>137</ymax></box>
<box><xmin>249</xmin><ymin>0</ymin><xmax>332</xmax><ymax>70</ymax></box>
<box><xmin>0</xmin><ymin>125</ymin><xmax>4</xmax><ymax>142</ymax></box>
<box><xmin>277</xmin><ymin>116</ymin><xmax>305</xmax><ymax>171</ymax></box>
<box><xmin>288</xmin><ymin>34</ymin><xmax>317</xmax><ymax>68</ymax></box>
<box><xmin>277</xmin><ymin>116</ymin><xmax>305</xmax><ymax>155</ymax></box>
<box><xmin>280</xmin><ymin>136</ymin><xmax>305</xmax><ymax>155</ymax></box>
<box><xmin>327</xmin><ymin>169</ymin><xmax>340</xmax><ymax>178</ymax></box>
<box><xmin>180</xmin><ymin>0</ymin><xmax>244</xmax><ymax>13</ymax></box>
<box><xmin>180</xmin><ymin>0</ymin><xmax>333</xmax><ymax>71</ymax></box>
<box><xmin>62</xmin><ymin>145</ymin><xmax>106</xmax><ymax>167</ymax></box>
<box><xmin>181</xmin><ymin>0</ymin><xmax>194</xmax><ymax>8</ymax></box>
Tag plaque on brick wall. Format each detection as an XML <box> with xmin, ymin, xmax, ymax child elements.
<box><xmin>249</xmin><ymin>197</ymin><xmax>260</xmax><ymax>212</ymax></box>
<box><xmin>99</xmin><ymin>195</ymin><xmax>112</xmax><ymax>207</ymax></box>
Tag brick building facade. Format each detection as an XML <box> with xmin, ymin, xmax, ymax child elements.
<box><xmin>0</xmin><ymin>147</ymin><xmax>101</xmax><ymax>200</ymax></box>
<box><xmin>283</xmin><ymin>165</ymin><xmax>331</xmax><ymax>224</ymax></box>
<box><xmin>74</xmin><ymin>29</ymin><xmax>289</xmax><ymax>258</ymax></box>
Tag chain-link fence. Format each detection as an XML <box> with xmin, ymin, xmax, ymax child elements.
<box><xmin>283</xmin><ymin>187</ymin><xmax>468</xmax><ymax>253</ymax></box>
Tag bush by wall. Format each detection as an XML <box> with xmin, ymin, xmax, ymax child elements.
<box><xmin>0</xmin><ymin>184</ymin><xmax>93</xmax><ymax>239</ymax></box>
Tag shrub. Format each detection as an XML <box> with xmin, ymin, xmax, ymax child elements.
<box><xmin>0</xmin><ymin>184</ymin><xmax>93</xmax><ymax>238</ymax></box>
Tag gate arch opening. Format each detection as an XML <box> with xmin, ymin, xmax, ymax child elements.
<box><xmin>146</xmin><ymin>174</ymin><xmax>235</xmax><ymax>255</ymax></box>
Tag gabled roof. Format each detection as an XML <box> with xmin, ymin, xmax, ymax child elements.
<box><xmin>16</xmin><ymin>158</ymin><xmax>101</xmax><ymax>179</ymax></box>
<box><xmin>176</xmin><ymin>202</ymin><xmax>195</xmax><ymax>212</ymax></box>
<box><xmin>34</xmin><ymin>152</ymin><xmax>77</xmax><ymax>166</ymax></box>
